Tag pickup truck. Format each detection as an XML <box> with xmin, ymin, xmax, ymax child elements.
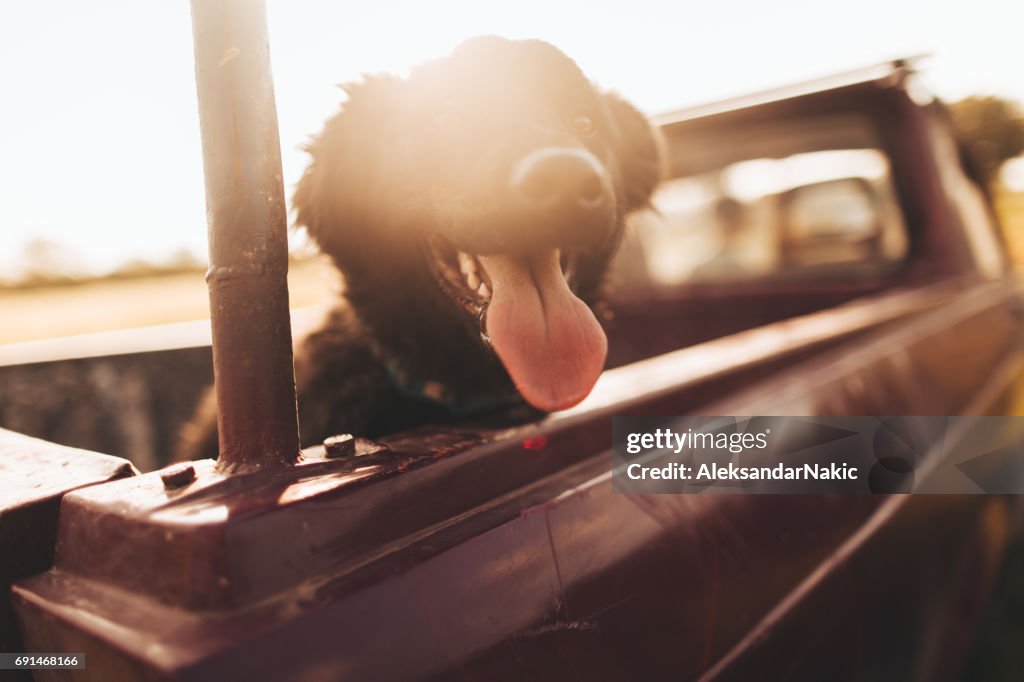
<box><xmin>1</xmin><ymin>59</ymin><xmax>1022</xmax><ymax>680</ymax></box>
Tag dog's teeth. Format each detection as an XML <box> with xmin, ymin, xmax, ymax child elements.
<box><xmin>478</xmin><ymin>282</ymin><xmax>490</xmax><ymax>298</ymax></box>
<box><xmin>458</xmin><ymin>252</ymin><xmax>475</xmax><ymax>277</ymax></box>
<box><xmin>467</xmin><ymin>271</ymin><xmax>480</xmax><ymax>289</ymax></box>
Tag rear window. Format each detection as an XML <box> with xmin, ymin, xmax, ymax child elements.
<box><xmin>615</xmin><ymin>114</ymin><xmax>909</xmax><ymax>287</ymax></box>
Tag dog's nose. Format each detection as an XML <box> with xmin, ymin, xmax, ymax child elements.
<box><xmin>511</xmin><ymin>148</ymin><xmax>608</xmax><ymax>209</ymax></box>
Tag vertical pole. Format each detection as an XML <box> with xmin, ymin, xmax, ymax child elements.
<box><xmin>189</xmin><ymin>0</ymin><xmax>300</xmax><ymax>472</ymax></box>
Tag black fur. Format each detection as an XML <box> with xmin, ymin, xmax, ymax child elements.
<box><xmin>180</xmin><ymin>36</ymin><xmax>663</xmax><ymax>458</ymax></box>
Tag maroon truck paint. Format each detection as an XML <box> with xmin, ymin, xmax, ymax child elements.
<box><xmin>4</xmin><ymin>24</ymin><xmax>1024</xmax><ymax>682</ymax></box>
<box><xmin>9</xmin><ymin>278</ymin><xmax>1024</xmax><ymax>680</ymax></box>
<box><xmin>189</xmin><ymin>0</ymin><xmax>300</xmax><ymax>473</ymax></box>
<box><xmin>0</xmin><ymin>430</ymin><xmax>136</xmax><ymax>680</ymax></box>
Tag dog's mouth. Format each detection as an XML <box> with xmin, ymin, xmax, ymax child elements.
<box><xmin>426</xmin><ymin>235</ymin><xmax>496</xmax><ymax>312</ymax></box>
<box><xmin>426</xmin><ymin>235</ymin><xmax>607</xmax><ymax>412</ymax></box>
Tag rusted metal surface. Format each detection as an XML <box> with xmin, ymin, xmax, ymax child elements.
<box><xmin>8</xmin><ymin>59</ymin><xmax>1024</xmax><ymax>680</ymax></box>
<box><xmin>10</xmin><ymin>275</ymin><xmax>1024</xmax><ymax>680</ymax></box>
<box><xmin>0</xmin><ymin>309</ymin><xmax>327</xmax><ymax>472</ymax></box>
<box><xmin>322</xmin><ymin>433</ymin><xmax>356</xmax><ymax>458</ymax></box>
<box><xmin>0</xmin><ymin>346</ymin><xmax>212</xmax><ymax>472</ymax></box>
<box><xmin>0</xmin><ymin>430</ymin><xmax>135</xmax><ymax>676</ymax></box>
<box><xmin>190</xmin><ymin>0</ymin><xmax>299</xmax><ymax>473</ymax></box>
<box><xmin>159</xmin><ymin>462</ymin><xmax>198</xmax><ymax>489</ymax></box>
<box><xmin>0</xmin><ymin>430</ymin><xmax>137</xmax><ymax>512</ymax></box>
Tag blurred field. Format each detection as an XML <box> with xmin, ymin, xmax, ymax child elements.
<box><xmin>2</xmin><ymin>191</ymin><xmax>1022</xmax><ymax>347</ymax></box>
<box><xmin>0</xmin><ymin>258</ymin><xmax>337</xmax><ymax>345</ymax></box>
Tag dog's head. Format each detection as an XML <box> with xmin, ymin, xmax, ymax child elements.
<box><xmin>295</xmin><ymin>36</ymin><xmax>663</xmax><ymax>412</ymax></box>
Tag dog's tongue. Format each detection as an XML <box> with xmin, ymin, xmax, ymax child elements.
<box><xmin>479</xmin><ymin>250</ymin><xmax>607</xmax><ymax>411</ymax></box>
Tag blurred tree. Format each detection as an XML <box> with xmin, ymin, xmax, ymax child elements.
<box><xmin>165</xmin><ymin>246</ymin><xmax>204</xmax><ymax>270</ymax></box>
<box><xmin>19</xmin><ymin>237</ymin><xmax>82</xmax><ymax>284</ymax></box>
<box><xmin>949</xmin><ymin>96</ymin><xmax>1024</xmax><ymax>186</ymax></box>
<box><xmin>110</xmin><ymin>247</ymin><xmax>205</xmax><ymax>280</ymax></box>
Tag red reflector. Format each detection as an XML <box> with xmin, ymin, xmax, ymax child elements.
<box><xmin>522</xmin><ymin>436</ymin><xmax>548</xmax><ymax>450</ymax></box>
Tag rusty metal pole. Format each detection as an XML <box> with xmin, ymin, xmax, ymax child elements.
<box><xmin>189</xmin><ymin>0</ymin><xmax>299</xmax><ymax>472</ymax></box>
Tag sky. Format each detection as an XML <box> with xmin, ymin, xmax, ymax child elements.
<box><xmin>1</xmin><ymin>0</ymin><xmax>1022</xmax><ymax>277</ymax></box>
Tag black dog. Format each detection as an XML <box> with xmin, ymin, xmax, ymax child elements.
<box><xmin>181</xmin><ymin>36</ymin><xmax>663</xmax><ymax>458</ymax></box>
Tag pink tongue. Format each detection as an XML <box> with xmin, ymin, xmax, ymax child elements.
<box><xmin>479</xmin><ymin>251</ymin><xmax>607</xmax><ymax>411</ymax></box>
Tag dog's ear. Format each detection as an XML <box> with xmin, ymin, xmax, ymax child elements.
<box><xmin>293</xmin><ymin>75</ymin><xmax>410</xmax><ymax>266</ymax></box>
<box><xmin>602</xmin><ymin>91</ymin><xmax>666</xmax><ymax>211</ymax></box>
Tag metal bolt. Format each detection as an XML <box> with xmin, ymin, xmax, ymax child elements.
<box><xmin>161</xmin><ymin>463</ymin><xmax>197</xmax><ymax>489</ymax></box>
<box><xmin>323</xmin><ymin>434</ymin><xmax>356</xmax><ymax>458</ymax></box>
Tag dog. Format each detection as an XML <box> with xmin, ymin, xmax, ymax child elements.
<box><xmin>180</xmin><ymin>36</ymin><xmax>663</xmax><ymax>458</ymax></box>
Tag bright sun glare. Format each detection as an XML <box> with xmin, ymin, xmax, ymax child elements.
<box><xmin>0</xmin><ymin>0</ymin><xmax>1021</xmax><ymax>279</ymax></box>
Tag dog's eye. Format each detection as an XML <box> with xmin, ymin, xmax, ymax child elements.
<box><xmin>570</xmin><ymin>113</ymin><xmax>596</xmax><ymax>137</ymax></box>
